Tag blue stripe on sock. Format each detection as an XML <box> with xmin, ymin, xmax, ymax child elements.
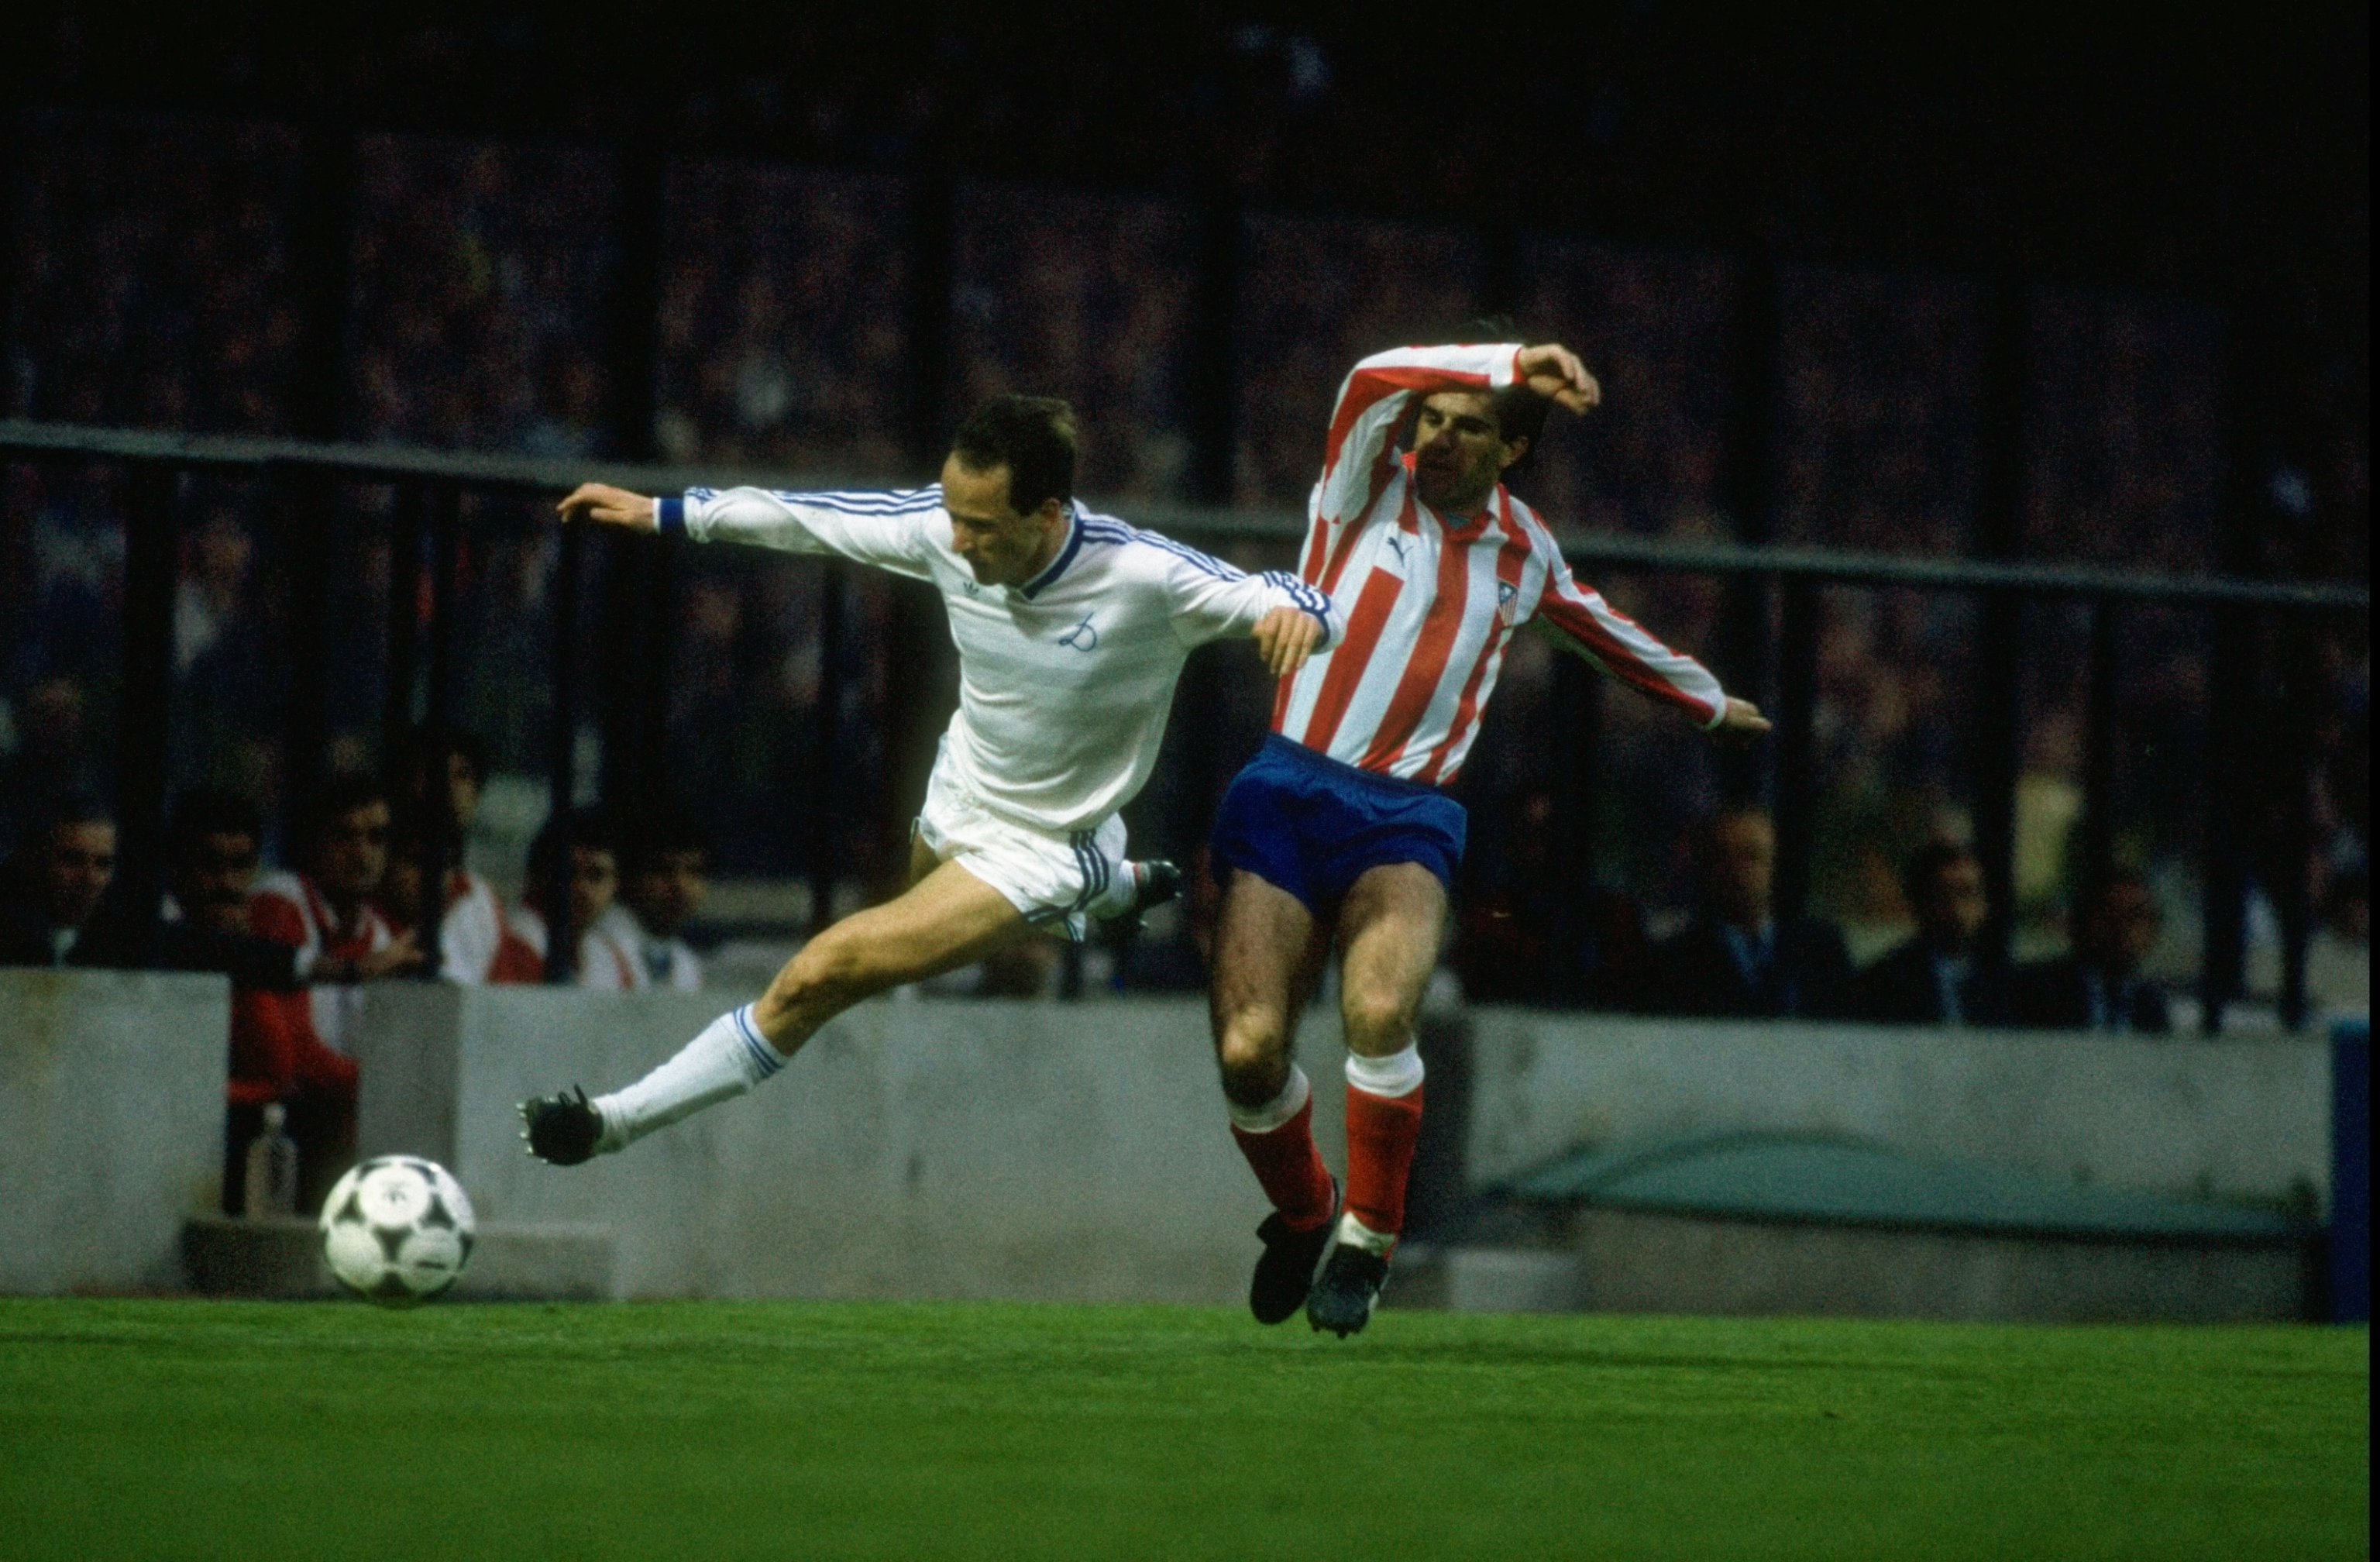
<box><xmin>732</xmin><ymin>1005</ymin><xmax>784</xmax><ymax>1079</ymax></box>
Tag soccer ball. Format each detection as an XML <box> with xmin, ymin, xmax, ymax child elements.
<box><xmin>318</xmin><ymin>1156</ymin><xmax>478</xmax><ymax>1306</ymax></box>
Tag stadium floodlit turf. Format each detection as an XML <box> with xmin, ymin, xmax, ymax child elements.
<box><xmin>0</xmin><ymin>1299</ymin><xmax>2364</xmax><ymax>1561</ymax></box>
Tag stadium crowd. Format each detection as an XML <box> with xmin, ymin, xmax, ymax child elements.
<box><xmin>0</xmin><ymin>99</ymin><xmax>2368</xmax><ymax>1022</ymax></box>
<box><xmin>2</xmin><ymin>735</ymin><xmax>2247</xmax><ymax>1213</ymax></box>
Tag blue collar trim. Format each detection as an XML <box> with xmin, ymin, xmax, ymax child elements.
<box><xmin>1017</xmin><ymin>505</ymin><xmax>1084</xmax><ymax>600</ymax></box>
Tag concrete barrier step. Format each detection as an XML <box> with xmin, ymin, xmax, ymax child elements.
<box><xmin>182</xmin><ymin>1215</ymin><xmax>617</xmax><ymax>1302</ymax></box>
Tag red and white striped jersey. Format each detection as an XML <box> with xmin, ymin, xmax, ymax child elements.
<box><xmin>246</xmin><ymin>870</ymin><xmax>397</xmax><ymax>1056</ymax></box>
<box><xmin>1271</xmin><ymin>343</ymin><xmax>1728</xmax><ymax>784</ymax></box>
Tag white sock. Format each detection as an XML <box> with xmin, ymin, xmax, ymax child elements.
<box><xmin>1225</xmin><ymin>1065</ymin><xmax>1312</xmax><ymax>1134</ymax></box>
<box><xmin>1344</xmin><ymin>1044</ymin><xmax>1424</xmax><ymax>1099</ymax></box>
<box><xmin>1336</xmin><ymin>1213</ymin><xmax>1397</xmax><ymax>1256</ymax></box>
<box><xmin>1086</xmin><ymin>858</ymin><xmax>1144</xmax><ymax>921</ymax></box>
<box><xmin>592</xmin><ymin>1005</ymin><xmax>785</xmax><ymax>1151</ymax></box>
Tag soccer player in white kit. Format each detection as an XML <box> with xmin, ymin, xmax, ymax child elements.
<box><xmin>1208</xmin><ymin>338</ymin><xmax>1772</xmax><ymax>1334</ymax></box>
<box><xmin>521</xmin><ymin>396</ymin><xmax>1342</xmax><ymax>1165</ymax></box>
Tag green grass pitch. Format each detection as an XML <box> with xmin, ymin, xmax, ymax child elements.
<box><xmin>0</xmin><ymin>1299</ymin><xmax>2364</xmax><ymax>1560</ymax></box>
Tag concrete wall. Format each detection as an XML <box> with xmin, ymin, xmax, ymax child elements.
<box><xmin>3</xmin><ymin>971</ymin><xmax>2336</xmax><ymax>1314</ymax></box>
<box><xmin>349</xmin><ymin>985</ymin><xmax>1349</xmax><ymax>1304</ymax></box>
<box><xmin>1462</xmin><ymin>1012</ymin><xmax>2331</xmax><ymax>1210</ymax></box>
<box><xmin>0</xmin><ymin>969</ymin><xmax>229</xmax><ymax>1293</ymax></box>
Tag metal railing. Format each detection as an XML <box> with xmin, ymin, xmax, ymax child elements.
<box><xmin>2</xmin><ymin>418</ymin><xmax>2367</xmax><ymax>1023</ymax></box>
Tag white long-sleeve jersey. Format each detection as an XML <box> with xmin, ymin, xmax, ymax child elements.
<box><xmin>664</xmin><ymin>485</ymin><xmax>1342</xmax><ymax>833</ymax></box>
<box><xmin>1274</xmin><ymin>344</ymin><xmax>1729</xmax><ymax>784</ymax></box>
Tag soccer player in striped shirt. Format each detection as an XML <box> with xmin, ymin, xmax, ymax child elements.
<box><xmin>518</xmin><ymin>396</ymin><xmax>1342</xmax><ymax>1166</ymax></box>
<box><xmin>1212</xmin><ymin>336</ymin><xmax>1771</xmax><ymax>1335</ymax></box>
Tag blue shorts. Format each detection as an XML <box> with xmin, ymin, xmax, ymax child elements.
<box><xmin>1209</xmin><ymin>735</ymin><xmax>1467</xmax><ymax>913</ymax></box>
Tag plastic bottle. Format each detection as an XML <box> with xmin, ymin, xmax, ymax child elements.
<box><xmin>243</xmin><ymin>1102</ymin><xmax>300</xmax><ymax>1219</ymax></box>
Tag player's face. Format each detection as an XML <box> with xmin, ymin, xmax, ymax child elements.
<box><xmin>941</xmin><ymin>456</ymin><xmax>1066</xmax><ymax>587</ymax></box>
<box><xmin>1412</xmin><ymin>391</ymin><xmax>1524</xmax><ymax>514</ymax></box>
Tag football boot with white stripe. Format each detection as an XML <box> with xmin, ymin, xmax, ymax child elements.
<box><xmin>1306</xmin><ymin>1240</ymin><xmax>1391</xmax><ymax>1338</ymax></box>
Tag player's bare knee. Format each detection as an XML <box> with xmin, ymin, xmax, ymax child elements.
<box><xmin>1215</xmin><ymin>1014</ymin><xmax>1291</xmax><ymax>1101</ymax></box>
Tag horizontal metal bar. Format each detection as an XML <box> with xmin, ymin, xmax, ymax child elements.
<box><xmin>2</xmin><ymin>418</ymin><xmax>2365</xmax><ymax>614</ymax></box>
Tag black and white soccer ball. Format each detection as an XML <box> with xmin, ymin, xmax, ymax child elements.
<box><xmin>318</xmin><ymin>1156</ymin><xmax>478</xmax><ymax>1306</ymax></box>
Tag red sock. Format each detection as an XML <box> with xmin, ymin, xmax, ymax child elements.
<box><xmin>1230</xmin><ymin>1096</ymin><xmax>1336</xmax><ymax>1230</ymax></box>
<box><xmin>1343</xmin><ymin>1083</ymin><xmax>1425</xmax><ymax>1237</ymax></box>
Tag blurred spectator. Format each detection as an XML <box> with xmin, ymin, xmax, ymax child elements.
<box><xmin>1850</xmin><ymin>841</ymin><xmax>2014</xmax><ymax>1026</ymax></box>
<box><xmin>602</xmin><ymin>804</ymin><xmax>711</xmax><ymax>992</ymax></box>
<box><xmin>0</xmin><ymin>677</ymin><xmax>108</xmax><ymax>850</ymax></box>
<box><xmin>0</xmin><ymin>795</ymin><xmax>118</xmax><ymax>965</ymax></box>
<box><xmin>952</xmin><ymin>185</ymin><xmax>1196</xmax><ymax>499</ymax></box>
<box><xmin>503</xmin><ymin>807</ymin><xmax>641</xmax><ymax>988</ymax></box>
<box><xmin>1650</xmin><ymin>808</ymin><xmax>1852</xmax><ymax>1019</ymax></box>
<box><xmin>232</xmin><ymin>775</ymin><xmax>412</xmax><ymax>1213</ymax></box>
<box><xmin>384</xmin><ymin>726</ymin><xmax>516</xmax><ymax>982</ymax></box>
<box><xmin>1455</xmin><ymin>786</ymin><xmax>1655</xmax><ymax>1009</ymax></box>
<box><xmin>72</xmin><ymin>789</ymin><xmax>359</xmax><ymax>986</ymax></box>
<box><xmin>2010</xmin><ymin>868</ymin><xmax>2172</xmax><ymax>1034</ymax></box>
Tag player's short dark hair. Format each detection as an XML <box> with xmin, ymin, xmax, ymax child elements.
<box><xmin>167</xmin><ymin>789</ymin><xmax>263</xmax><ymax>857</ymax></box>
<box><xmin>1451</xmin><ymin>316</ymin><xmax>1552</xmax><ymax>458</ymax></box>
<box><xmin>951</xmin><ymin>395</ymin><xmax>1078</xmax><ymax>515</ymax></box>
<box><xmin>1901</xmin><ymin>839</ymin><xmax>1979</xmax><ymax>904</ymax></box>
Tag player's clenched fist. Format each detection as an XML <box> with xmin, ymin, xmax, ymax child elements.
<box><xmin>1516</xmin><ymin>343</ymin><xmax>1600</xmax><ymax>414</ymax></box>
<box><xmin>557</xmin><ymin>483</ymin><xmax>658</xmax><ymax>531</ymax></box>
<box><xmin>1252</xmin><ymin>605</ymin><xmax>1323</xmax><ymax>676</ymax></box>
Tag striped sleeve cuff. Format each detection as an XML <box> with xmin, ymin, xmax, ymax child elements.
<box><xmin>657</xmin><ymin>494</ymin><xmax>687</xmax><ymax>536</ymax></box>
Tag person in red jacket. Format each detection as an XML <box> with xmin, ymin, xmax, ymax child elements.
<box><xmin>227</xmin><ymin>775</ymin><xmax>417</xmax><ymax>1213</ymax></box>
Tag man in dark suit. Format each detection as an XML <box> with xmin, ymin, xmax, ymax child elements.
<box><xmin>1651</xmin><ymin>807</ymin><xmax>1852</xmax><ymax>1019</ymax></box>
<box><xmin>1852</xmin><ymin>840</ymin><xmax>2015</xmax><ymax>1026</ymax></box>
<box><xmin>2012</xmin><ymin>869</ymin><xmax>2172</xmax><ymax>1034</ymax></box>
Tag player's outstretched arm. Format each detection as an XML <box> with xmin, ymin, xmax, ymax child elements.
<box><xmin>557</xmin><ymin>483</ymin><xmax>657</xmax><ymax>532</ymax></box>
<box><xmin>562</xmin><ymin>482</ymin><xmax>941</xmax><ymax>581</ymax></box>
<box><xmin>1713</xmin><ymin>697</ymin><xmax>1772</xmax><ymax>739</ymax></box>
<box><xmin>1251</xmin><ymin>605</ymin><xmax>1325</xmax><ymax>676</ymax></box>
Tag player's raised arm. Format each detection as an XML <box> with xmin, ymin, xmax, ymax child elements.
<box><xmin>561</xmin><ymin>481</ymin><xmax>942</xmax><ymax>582</ymax></box>
<box><xmin>1313</xmin><ymin>342</ymin><xmax>1567</xmax><ymax>528</ymax></box>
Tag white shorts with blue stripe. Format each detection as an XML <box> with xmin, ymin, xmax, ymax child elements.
<box><xmin>915</xmin><ymin>759</ymin><xmax>1133</xmax><ymax>942</ymax></box>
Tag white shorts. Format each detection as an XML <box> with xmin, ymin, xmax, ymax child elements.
<box><xmin>915</xmin><ymin>761</ymin><xmax>1132</xmax><ymax>942</ymax></box>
